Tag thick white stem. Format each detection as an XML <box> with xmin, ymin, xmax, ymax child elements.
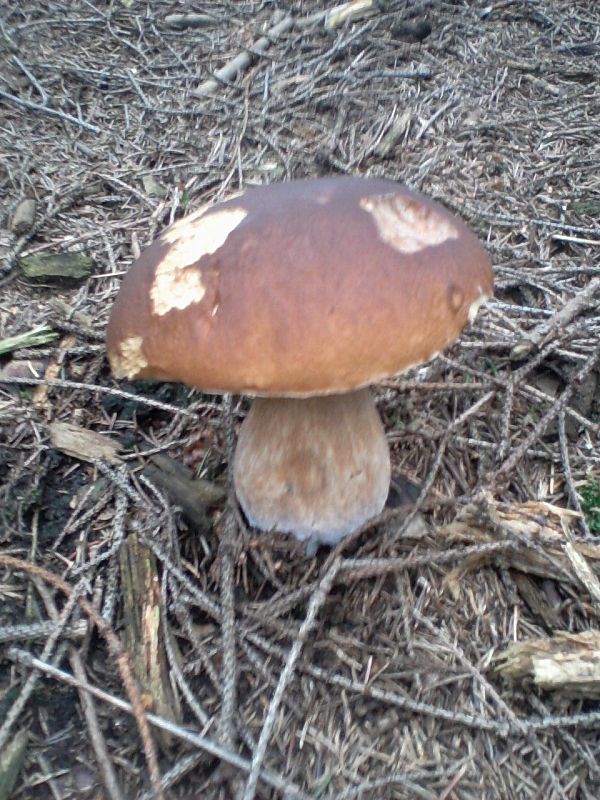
<box><xmin>233</xmin><ymin>389</ymin><xmax>390</xmax><ymax>548</ymax></box>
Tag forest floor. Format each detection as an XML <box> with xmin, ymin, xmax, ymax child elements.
<box><xmin>1</xmin><ymin>1</ymin><xmax>600</xmax><ymax>798</ymax></box>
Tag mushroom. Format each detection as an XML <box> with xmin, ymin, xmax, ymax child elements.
<box><xmin>106</xmin><ymin>177</ymin><xmax>493</xmax><ymax>550</ymax></box>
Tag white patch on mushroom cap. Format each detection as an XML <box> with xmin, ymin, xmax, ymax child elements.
<box><xmin>151</xmin><ymin>267</ymin><xmax>207</xmax><ymax>317</ymax></box>
<box><xmin>360</xmin><ymin>193</ymin><xmax>459</xmax><ymax>254</ymax></box>
<box><xmin>110</xmin><ymin>335</ymin><xmax>148</xmax><ymax>379</ymax></box>
<box><xmin>151</xmin><ymin>207</ymin><xmax>247</xmax><ymax>316</ymax></box>
<box><xmin>468</xmin><ymin>291</ymin><xmax>489</xmax><ymax>322</ymax></box>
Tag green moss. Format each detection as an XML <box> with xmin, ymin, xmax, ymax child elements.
<box><xmin>580</xmin><ymin>481</ymin><xmax>600</xmax><ymax>534</ymax></box>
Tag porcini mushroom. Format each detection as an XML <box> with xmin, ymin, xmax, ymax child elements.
<box><xmin>106</xmin><ymin>177</ymin><xmax>493</xmax><ymax>550</ymax></box>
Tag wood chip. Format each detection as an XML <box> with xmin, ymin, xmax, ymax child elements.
<box><xmin>325</xmin><ymin>0</ymin><xmax>375</xmax><ymax>30</ymax></box>
<box><xmin>442</xmin><ymin>495</ymin><xmax>594</xmax><ymax>597</ymax></box>
<box><xmin>48</xmin><ymin>421</ymin><xmax>122</xmax><ymax>464</ymax></box>
<box><xmin>18</xmin><ymin>252</ymin><xmax>93</xmax><ymax>281</ymax></box>
<box><xmin>120</xmin><ymin>533</ymin><xmax>182</xmax><ymax>748</ymax></box>
<box><xmin>9</xmin><ymin>199</ymin><xmax>36</xmax><ymax>235</ymax></box>
<box><xmin>496</xmin><ymin>631</ymin><xmax>600</xmax><ymax>697</ymax></box>
<box><xmin>564</xmin><ymin>540</ymin><xmax>600</xmax><ymax>605</ymax></box>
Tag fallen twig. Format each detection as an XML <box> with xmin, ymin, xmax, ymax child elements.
<box><xmin>192</xmin><ymin>0</ymin><xmax>385</xmax><ymax>98</ymax></box>
<box><xmin>511</xmin><ymin>275</ymin><xmax>600</xmax><ymax>359</ymax></box>
<box><xmin>491</xmin><ymin>348</ymin><xmax>600</xmax><ymax>485</ymax></box>
<box><xmin>0</xmin><ymin>556</ymin><xmax>164</xmax><ymax>800</ymax></box>
<box><xmin>0</xmin><ymin>375</ymin><xmax>195</xmax><ymax>417</ymax></box>
<box><xmin>33</xmin><ymin>578</ymin><xmax>126</xmax><ymax>800</ymax></box>
<box><xmin>0</xmin><ymin>87</ymin><xmax>100</xmax><ymax>134</ymax></box>
<box><xmin>5</xmin><ymin>649</ymin><xmax>310</xmax><ymax>800</ymax></box>
<box><xmin>218</xmin><ymin>396</ymin><xmax>239</xmax><ymax>749</ymax></box>
<box><xmin>192</xmin><ymin>14</ymin><xmax>294</xmax><ymax>98</ymax></box>
<box><xmin>242</xmin><ymin>559</ymin><xmax>341</xmax><ymax>800</ymax></box>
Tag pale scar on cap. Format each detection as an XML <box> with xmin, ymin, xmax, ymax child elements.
<box><xmin>151</xmin><ymin>207</ymin><xmax>247</xmax><ymax>316</ymax></box>
<box><xmin>360</xmin><ymin>194</ymin><xmax>459</xmax><ymax>254</ymax></box>
<box><xmin>468</xmin><ymin>289</ymin><xmax>489</xmax><ymax>322</ymax></box>
<box><xmin>110</xmin><ymin>335</ymin><xmax>148</xmax><ymax>379</ymax></box>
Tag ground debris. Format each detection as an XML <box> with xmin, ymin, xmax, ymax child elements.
<box><xmin>442</xmin><ymin>496</ymin><xmax>594</xmax><ymax>595</ymax></box>
<box><xmin>496</xmin><ymin>631</ymin><xmax>600</xmax><ymax>698</ymax></box>
<box><xmin>2</xmin><ymin>0</ymin><xmax>600</xmax><ymax>797</ymax></box>
<box><xmin>48</xmin><ymin>421</ymin><xmax>122</xmax><ymax>464</ymax></box>
<box><xmin>9</xmin><ymin>199</ymin><xmax>36</xmax><ymax>236</ymax></box>
<box><xmin>0</xmin><ymin>727</ymin><xmax>28</xmax><ymax>800</ymax></box>
<box><xmin>120</xmin><ymin>533</ymin><xmax>182</xmax><ymax>746</ymax></box>
<box><xmin>18</xmin><ymin>252</ymin><xmax>93</xmax><ymax>281</ymax></box>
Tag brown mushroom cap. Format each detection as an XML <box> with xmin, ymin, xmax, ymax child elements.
<box><xmin>107</xmin><ymin>177</ymin><xmax>493</xmax><ymax>396</ymax></box>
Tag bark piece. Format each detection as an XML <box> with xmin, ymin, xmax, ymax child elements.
<box><xmin>120</xmin><ymin>534</ymin><xmax>181</xmax><ymax>748</ymax></box>
<box><xmin>18</xmin><ymin>252</ymin><xmax>93</xmax><ymax>281</ymax></box>
<box><xmin>442</xmin><ymin>495</ymin><xmax>599</xmax><ymax>596</ymax></box>
<box><xmin>164</xmin><ymin>13</ymin><xmax>213</xmax><ymax>29</ymax></box>
<box><xmin>48</xmin><ymin>421</ymin><xmax>122</xmax><ymax>464</ymax></box>
<box><xmin>496</xmin><ymin>631</ymin><xmax>600</xmax><ymax>698</ymax></box>
<box><xmin>9</xmin><ymin>199</ymin><xmax>36</xmax><ymax>235</ymax></box>
<box><xmin>511</xmin><ymin>570</ymin><xmax>562</xmax><ymax>631</ymax></box>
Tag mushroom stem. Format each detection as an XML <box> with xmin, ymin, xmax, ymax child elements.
<box><xmin>233</xmin><ymin>389</ymin><xmax>391</xmax><ymax>547</ymax></box>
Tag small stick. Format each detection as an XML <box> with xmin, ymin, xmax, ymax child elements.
<box><xmin>493</xmin><ymin>348</ymin><xmax>600</xmax><ymax>484</ymax></box>
<box><xmin>0</xmin><ymin>556</ymin><xmax>164</xmax><ymax>800</ymax></box>
<box><xmin>552</xmin><ymin>234</ymin><xmax>600</xmax><ymax>246</ymax></box>
<box><xmin>415</xmin><ymin>98</ymin><xmax>457</xmax><ymax>141</ymax></box>
<box><xmin>340</xmin><ymin>540</ymin><xmax>517</xmax><ymax>582</ymax></box>
<box><xmin>5</xmin><ymin>649</ymin><xmax>310</xmax><ymax>800</ymax></box>
<box><xmin>218</xmin><ymin>508</ymin><xmax>238</xmax><ymax>748</ymax></box>
<box><xmin>0</xmin><ymin>587</ymin><xmax>81</xmax><ymax>754</ymax></box>
<box><xmin>242</xmin><ymin>559</ymin><xmax>341</xmax><ymax>800</ymax></box>
<box><xmin>0</xmin><ymin>375</ymin><xmax>196</xmax><ymax>417</ymax></box>
<box><xmin>192</xmin><ymin>0</ymin><xmax>385</xmax><ymax>98</ymax></box>
<box><xmin>0</xmin><ymin>86</ymin><xmax>100</xmax><ymax>133</ymax></box>
<box><xmin>0</xmin><ymin>619</ymin><xmax>87</xmax><ymax>645</ymax></box>
<box><xmin>218</xmin><ymin>395</ymin><xmax>239</xmax><ymax>748</ymax></box>
<box><xmin>557</xmin><ymin>411</ymin><xmax>592</xmax><ymax>538</ymax></box>
<box><xmin>416</xmin><ymin>613</ymin><xmax>570</xmax><ymax>800</ymax></box>
<box><xmin>11</xmin><ymin>55</ymin><xmax>49</xmax><ymax>104</ymax></box>
<box><xmin>394</xmin><ymin>391</ymin><xmax>494</xmax><ymax>536</ymax></box>
<box><xmin>324</xmin><ymin>0</ymin><xmax>376</xmax><ymax>30</ymax></box>
<box><xmin>33</xmin><ymin>578</ymin><xmax>126</xmax><ymax>800</ymax></box>
<box><xmin>192</xmin><ymin>14</ymin><xmax>294</xmax><ymax>98</ymax></box>
<box><xmin>247</xmin><ymin>630</ymin><xmax>511</xmax><ymax>735</ymax></box>
<box><xmin>511</xmin><ymin>275</ymin><xmax>600</xmax><ymax>358</ymax></box>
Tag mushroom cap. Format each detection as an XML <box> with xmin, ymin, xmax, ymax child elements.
<box><xmin>106</xmin><ymin>176</ymin><xmax>493</xmax><ymax>396</ymax></box>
